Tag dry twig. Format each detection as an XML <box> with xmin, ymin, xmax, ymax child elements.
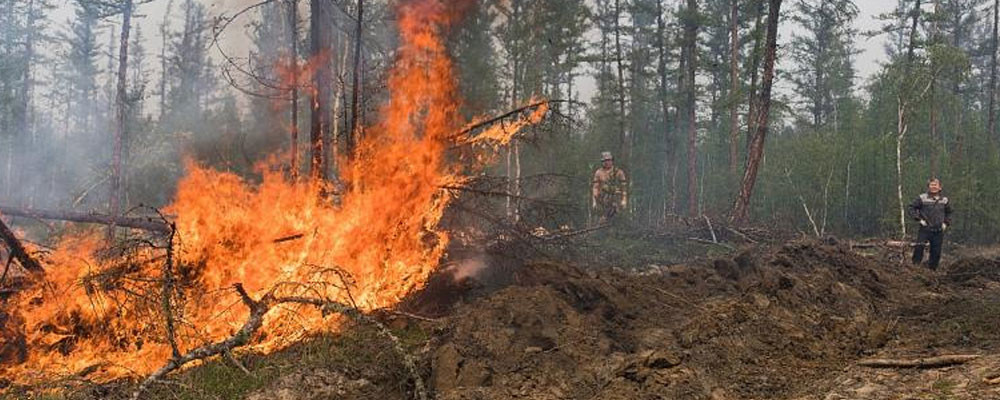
<box><xmin>857</xmin><ymin>354</ymin><xmax>980</xmax><ymax>369</ymax></box>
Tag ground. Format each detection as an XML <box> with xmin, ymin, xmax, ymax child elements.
<box><xmin>4</xmin><ymin>230</ymin><xmax>1000</xmax><ymax>400</ymax></box>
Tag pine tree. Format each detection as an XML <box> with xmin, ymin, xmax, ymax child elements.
<box><xmin>162</xmin><ymin>0</ymin><xmax>211</xmax><ymax>134</ymax></box>
<box><xmin>788</xmin><ymin>0</ymin><xmax>859</xmax><ymax>129</ymax></box>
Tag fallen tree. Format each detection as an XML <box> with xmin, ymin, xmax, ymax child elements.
<box><xmin>0</xmin><ymin>215</ymin><xmax>44</xmax><ymax>274</ymax></box>
<box><xmin>0</xmin><ymin>205</ymin><xmax>170</xmax><ymax>233</ymax></box>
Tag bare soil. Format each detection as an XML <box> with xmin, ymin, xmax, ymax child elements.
<box><xmin>6</xmin><ymin>235</ymin><xmax>1000</xmax><ymax>400</ymax></box>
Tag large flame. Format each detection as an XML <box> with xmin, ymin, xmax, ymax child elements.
<box><xmin>1</xmin><ymin>0</ymin><xmax>546</xmax><ymax>384</ymax></box>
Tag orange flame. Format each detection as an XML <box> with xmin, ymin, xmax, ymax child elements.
<box><xmin>1</xmin><ymin>0</ymin><xmax>545</xmax><ymax>384</ymax></box>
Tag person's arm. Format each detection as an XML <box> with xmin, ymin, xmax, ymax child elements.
<box><xmin>907</xmin><ymin>196</ymin><xmax>924</xmax><ymax>224</ymax></box>
<box><xmin>944</xmin><ymin>198</ymin><xmax>953</xmax><ymax>227</ymax></box>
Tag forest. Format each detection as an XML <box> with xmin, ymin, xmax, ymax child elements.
<box><xmin>1</xmin><ymin>0</ymin><xmax>998</xmax><ymax>242</ymax></box>
<box><xmin>3</xmin><ymin>0</ymin><xmax>1000</xmax><ymax>399</ymax></box>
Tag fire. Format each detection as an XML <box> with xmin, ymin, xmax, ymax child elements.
<box><xmin>1</xmin><ymin>0</ymin><xmax>545</xmax><ymax>384</ymax></box>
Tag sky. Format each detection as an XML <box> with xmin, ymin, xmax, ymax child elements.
<box><xmin>46</xmin><ymin>0</ymin><xmax>900</xmax><ymax>107</ymax></box>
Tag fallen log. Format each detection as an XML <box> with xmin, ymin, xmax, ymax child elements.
<box><xmin>857</xmin><ymin>354</ymin><xmax>980</xmax><ymax>369</ymax></box>
<box><xmin>0</xmin><ymin>205</ymin><xmax>170</xmax><ymax>233</ymax></box>
<box><xmin>0</xmin><ymin>216</ymin><xmax>44</xmax><ymax>274</ymax></box>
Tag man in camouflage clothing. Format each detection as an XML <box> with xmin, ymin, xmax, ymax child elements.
<box><xmin>592</xmin><ymin>151</ymin><xmax>628</xmax><ymax>223</ymax></box>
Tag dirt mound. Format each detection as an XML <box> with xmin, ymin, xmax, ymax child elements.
<box><xmin>945</xmin><ymin>255</ymin><xmax>1000</xmax><ymax>286</ymax></box>
<box><xmin>427</xmin><ymin>239</ymin><xmax>1000</xmax><ymax>400</ymax></box>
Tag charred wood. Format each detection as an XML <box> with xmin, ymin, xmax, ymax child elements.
<box><xmin>0</xmin><ymin>216</ymin><xmax>44</xmax><ymax>274</ymax></box>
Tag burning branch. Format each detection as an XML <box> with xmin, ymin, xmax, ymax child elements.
<box><xmin>132</xmin><ymin>284</ymin><xmax>429</xmax><ymax>400</ymax></box>
<box><xmin>132</xmin><ymin>283</ymin><xmax>269</xmax><ymax>400</ymax></box>
<box><xmin>451</xmin><ymin>99</ymin><xmax>561</xmax><ymax>141</ymax></box>
<box><xmin>0</xmin><ymin>214</ymin><xmax>44</xmax><ymax>274</ymax></box>
<box><xmin>0</xmin><ymin>205</ymin><xmax>170</xmax><ymax>233</ymax></box>
<box><xmin>160</xmin><ymin>222</ymin><xmax>181</xmax><ymax>360</ymax></box>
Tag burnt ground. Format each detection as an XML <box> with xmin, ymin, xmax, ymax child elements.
<box><xmin>4</xmin><ymin>232</ymin><xmax>1000</xmax><ymax>400</ymax></box>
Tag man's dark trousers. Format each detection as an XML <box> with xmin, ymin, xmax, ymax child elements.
<box><xmin>912</xmin><ymin>227</ymin><xmax>944</xmax><ymax>269</ymax></box>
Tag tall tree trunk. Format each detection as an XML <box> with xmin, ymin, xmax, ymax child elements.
<box><xmin>906</xmin><ymin>0</ymin><xmax>921</xmax><ymax>67</ymax></box>
<box><xmin>684</xmin><ymin>0</ymin><xmax>699</xmax><ymax>217</ymax></box>
<box><xmin>896</xmin><ymin>98</ymin><xmax>910</xmax><ymax>239</ymax></box>
<box><xmin>309</xmin><ymin>0</ymin><xmax>332</xmax><ymax>181</ymax></box>
<box><xmin>929</xmin><ymin>0</ymin><xmax>939</xmax><ymax>177</ymax></box>
<box><xmin>989</xmin><ymin>0</ymin><xmax>998</xmax><ymax>143</ymax></box>
<box><xmin>16</xmin><ymin>0</ymin><xmax>37</xmax><ymax>204</ymax></box>
<box><xmin>656</xmin><ymin>0</ymin><xmax>673</xmax><ymax>221</ymax></box>
<box><xmin>728</xmin><ymin>0</ymin><xmax>740</xmax><ymax>173</ymax></box>
<box><xmin>929</xmin><ymin>79</ymin><xmax>938</xmax><ymax>176</ymax></box>
<box><xmin>332</xmin><ymin>33</ymin><xmax>349</xmax><ymax>177</ymax></box>
<box><xmin>109</xmin><ymin>0</ymin><xmax>133</xmax><ymax>240</ymax></box>
<box><xmin>288</xmin><ymin>0</ymin><xmax>300</xmax><ymax>179</ymax></box>
<box><xmin>347</xmin><ymin>0</ymin><xmax>365</xmax><ymax>155</ymax></box>
<box><xmin>614</xmin><ymin>0</ymin><xmax>628</xmax><ymax>161</ymax></box>
<box><xmin>731</xmin><ymin>0</ymin><xmax>781</xmax><ymax>224</ymax></box>
<box><xmin>159</xmin><ymin>0</ymin><xmax>174</xmax><ymax>120</ymax></box>
<box><xmin>505</xmin><ymin>0</ymin><xmax>522</xmax><ymax>222</ymax></box>
<box><xmin>746</xmin><ymin>0</ymin><xmax>765</xmax><ymax>152</ymax></box>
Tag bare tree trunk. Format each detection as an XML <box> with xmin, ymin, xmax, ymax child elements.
<box><xmin>614</xmin><ymin>0</ymin><xmax>628</xmax><ymax>161</ymax></box>
<box><xmin>989</xmin><ymin>0</ymin><xmax>999</xmax><ymax>143</ymax></box>
<box><xmin>930</xmin><ymin>77</ymin><xmax>938</xmax><ymax>177</ymax></box>
<box><xmin>331</xmin><ymin>33</ymin><xmax>349</xmax><ymax>177</ymax></box>
<box><xmin>728</xmin><ymin>0</ymin><xmax>740</xmax><ymax>173</ymax></box>
<box><xmin>109</xmin><ymin>0</ymin><xmax>133</xmax><ymax>240</ymax></box>
<box><xmin>656</xmin><ymin>0</ymin><xmax>672</xmax><ymax>222</ymax></box>
<box><xmin>309</xmin><ymin>0</ymin><xmax>332</xmax><ymax>181</ymax></box>
<box><xmin>287</xmin><ymin>0</ymin><xmax>300</xmax><ymax>179</ymax></box>
<box><xmin>906</xmin><ymin>0</ymin><xmax>921</xmax><ymax>67</ymax></box>
<box><xmin>159</xmin><ymin>0</ymin><xmax>174</xmax><ymax>120</ymax></box>
<box><xmin>347</xmin><ymin>0</ymin><xmax>365</xmax><ymax>155</ymax></box>
<box><xmin>746</xmin><ymin>0</ymin><xmax>765</xmax><ymax>152</ymax></box>
<box><xmin>929</xmin><ymin>0</ymin><xmax>940</xmax><ymax>177</ymax></box>
<box><xmin>731</xmin><ymin>0</ymin><xmax>781</xmax><ymax>224</ymax></box>
<box><xmin>684</xmin><ymin>0</ymin><xmax>699</xmax><ymax>217</ymax></box>
<box><xmin>896</xmin><ymin>98</ymin><xmax>909</xmax><ymax>239</ymax></box>
<box><xmin>13</xmin><ymin>0</ymin><xmax>37</xmax><ymax>204</ymax></box>
<box><xmin>506</xmin><ymin>0</ymin><xmax>522</xmax><ymax>222</ymax></box>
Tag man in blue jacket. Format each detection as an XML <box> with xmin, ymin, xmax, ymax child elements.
<box><xmin>907</xmin><ymin>178</ymin><xmax>953</xmax><ymax>270</ymax></box>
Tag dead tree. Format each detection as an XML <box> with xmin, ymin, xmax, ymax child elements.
<box><xmin>109</xmin><ymin>0</ymin><xmax>134</xmax><ymax>240</ymax></box>
<box><xmin>730</xmin><ymin>0</ymin><xmax>781</xmax><ymax>224</ymax></box>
